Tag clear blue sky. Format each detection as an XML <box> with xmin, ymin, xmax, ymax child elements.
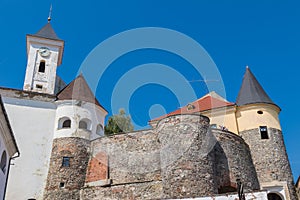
<box><xmin>0</xmin><ymin>1</ymin><xmax>299</xmax><ymax>181</ymax></box>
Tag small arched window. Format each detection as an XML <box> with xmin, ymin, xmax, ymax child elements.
<box><xmin>79</xmin><ymin>121</ymin><xmax>87</xmax><ymax>129</ymax></box>
<box><xmin>63</xmin><ymin>120</ymin><xmax>71</xmax><ymax>128</ymax></box>
<box><xmin>0</xmin><ymin>151</ymin><xmax>7</xmax><ymax>174</ymax></box>
<box><xmin>267</xmin><ymin>193</ymin><xmax>283</xmax><ymax>200</ymax></box>
<box><xmin>96</xmin><ymin>124</ymin><xmax>104</xmax><ymax>136</ymax></box>
<box><xmin>38</xmin><ymin>60</ymin><xmax>46</xmax><ymax>73</ymax></box>
<box><xmin>79</xmin><ymin>118</ymin><xmax>91</xmax><ymax>130</ymax></box>
<box><xmin>58</xmin><ymin>117</ymin><xmax>71</xmax><ymax>129</ymax></box>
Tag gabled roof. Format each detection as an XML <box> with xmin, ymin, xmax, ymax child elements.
<box><xmin>236</xmin><ymin>67</ymin><xmax>275</xmax><ymax>106</ymax></box>
<box><xmin>32</xmin><ymin>23</ymin><xmax>61</xmax><ymax>41</ymax></box>
<box><xmin>56</xmin><ymin>74</ymin><xmax>107</xmax><ymax>112</ymax></box>
<box><xmin>150</xmin><ymin>91</ymin><xmax>234</xmax><ymax>122</ymax></box>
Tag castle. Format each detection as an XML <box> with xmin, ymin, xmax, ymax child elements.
<box><xmin>1</xmin><ymin>19</ymin><xmax>298</xmax><ymax>200</ymax></box>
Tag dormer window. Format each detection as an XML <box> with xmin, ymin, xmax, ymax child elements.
<box><xmin>187</xmin><ymin>104</ymin><xmax>195</xmax><ymax>110</ymax></box>
<box><xmin>38</xmin><ymin>60</ymin><xmax>46</xmax><ymax>73</ymax></box>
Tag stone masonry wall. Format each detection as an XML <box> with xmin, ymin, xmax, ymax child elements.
<box><xmin>82</xmin><ymin>129</ymin><xmax>162</xmax><ymax>199</ymax></box>
<box><xmin>81</xmin><ymin>181</ymin><xmax>162</xmax><ymax>200</ymax></box>
<box><xmin>157</xmin><ymin>114</ymin><xmax>216</xmax><ymax>199</ymax></box>
<box><xmin>44</xmin><ymin>137</ymin><xmax>90</xmax><ymax>200</ymax></box>
<box><xmin>212</xmin><ymin>129</ymin><xmax>260</xmax><ymax>193</ymax></box>
<box><xmin>240</xmin><ymin>128</ymin><xmax>297</xmax><ymax>200</ymax></box>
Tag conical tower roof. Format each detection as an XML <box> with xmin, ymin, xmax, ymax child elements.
<box><xmin>57</xmin><ymin>74</ymin><xmax>106</xmax><ymax>111</ymax></box>
<box><xmin>32</xmin><ymin>23</ymin><xmax>61</xmax><ymax>40</ymax></box>
<box><xmin>236</xmin><ymin>67</ymin><xmax>275</xmax><ymax>106</ymax></box>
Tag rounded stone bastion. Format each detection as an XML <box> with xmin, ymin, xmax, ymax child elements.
<box><xmin>156</xmin><ymin>113</ymin><xmax>261</xmax><ymax>198</ymax></box>
<box><xmin>212</xmin><ymin>129</ymin><xmax>260</xmax><ymax>193</ymax></box>
<box><xmin>156</xmin><ymin>114</ymin><xmax>217</xmax><ymax>199</ymax></box>
<box><xmin>43</xmin><ymin>137</ymin><xmax>90</xmax><ymax>200</ymax></box>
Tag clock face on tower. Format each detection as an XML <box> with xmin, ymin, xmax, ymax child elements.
<box><xmin>39</xmin><ymin>47</ymin><xmax>50</xmax><ymax>57</ymax></box>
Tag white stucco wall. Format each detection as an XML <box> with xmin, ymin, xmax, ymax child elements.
<box><xmin>3</xmin><ymin>97</ymin><xmax>56</xmax><ymax>200</ymax></box>
<box><xmin>54</xmin><ymin>100</ymin><xmax>106</xmax><ymax>140</ymax></box>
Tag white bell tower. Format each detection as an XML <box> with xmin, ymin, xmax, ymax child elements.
<box><xmin>23</xmin><ymin>17</ymin><xmax>64</xmax><ymax>95</ymax></box>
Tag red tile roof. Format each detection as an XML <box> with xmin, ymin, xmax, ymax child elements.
<box><xmin>150</xmin><ymin>93</ymin><xmax>234</xmax><ymax>122</ymax></box>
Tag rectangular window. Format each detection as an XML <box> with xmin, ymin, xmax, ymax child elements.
<box><xmin>36</xmin><ymin>84</ymin><xmax>43</xmax><ymax>89</ymax></box>
<box><xmin>260</xmin><ymin>126</ymin><xmax>269</xmax><ymax>139</ymax></box>
<box><xmin>38</xmin><ymin>61</ymin><xmax>46</xmax><ymax>73</ymax></box>
<box><xmin>62</xmin><ymin>157</ymin><xmax>70</xmax><ymax>167</ymax></box>
<box><xmin>59</xmin><ymin>182</ymin><xmax>65</xmax><ymax>188</ymax></box>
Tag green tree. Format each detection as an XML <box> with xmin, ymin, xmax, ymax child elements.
<box><xmin>104</xmin><ymin>109</ymin><xmax>134</xmax><ymax>135</ymax></box>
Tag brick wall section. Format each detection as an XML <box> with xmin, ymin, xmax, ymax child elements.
<box><xmin>212</xmin><ymin>129</ymin><xmax>260</xmax><ymax>192</ymax></box>
<box><xmin>157</xmin><ymin>114</ymin><xmax>217</xmax><ymax>199</ymax></box>
<box><xmin>85</xmin><ymin>152</ymin><xmax>108</xmax><ymax>182</ymax></box>
<box><xmin>44</xmin><ymin>137</ymin><xmax>90</xmax><ymax>200</ymax></box>
<box><xmin>240</xmin><ymin>128</ymin><xmax>298</xmax><ymax>200</ymax></box>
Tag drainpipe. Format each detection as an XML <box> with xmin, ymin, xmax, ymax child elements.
<box><xmin>3</xmin><ymin>152</ymin><xmax>20</xmax><ymax>200</ymax></box>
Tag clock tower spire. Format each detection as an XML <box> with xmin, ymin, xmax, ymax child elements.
<box><xmin>23</xmin><ymin>15</ymin><xmax>64</xmax><ymax>95</ymax></box>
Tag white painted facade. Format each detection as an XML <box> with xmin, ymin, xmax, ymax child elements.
<box><xmin>55</xmin><ymin>100</ymin><xmax>106</xmax><ymax>140</ymax></box>
<box><xmin>4</xmin><ymin>97</ymin><xmax>56</xmax><ymax>200</ymax></box>
<box><xmin>0</xmin><ymin>97</ymin><xmax>18</xmax><ymax>200</ymax></box>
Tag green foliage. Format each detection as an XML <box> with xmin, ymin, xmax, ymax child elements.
<box><xmin>104</xmin><ymin>109</ymin><xmax>134</xmax><ymax>135</ymax></box>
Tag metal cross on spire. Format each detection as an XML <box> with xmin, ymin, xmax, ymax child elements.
<box><xmin>48</xmin><ymin>4</ymin><xmax>53</xmax><ymax>23</ymax></box>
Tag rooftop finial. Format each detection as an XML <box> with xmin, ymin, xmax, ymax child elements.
<box><xmin>48</xmin><ymin>4</ymin><xmax>52</xmax><ymax>23</ymax></box>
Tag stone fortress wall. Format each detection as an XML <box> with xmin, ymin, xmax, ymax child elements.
<box><xmin>44</xmin><ymin>114</ymin><xmax>263</xmax><ymax>200</ymax></box>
